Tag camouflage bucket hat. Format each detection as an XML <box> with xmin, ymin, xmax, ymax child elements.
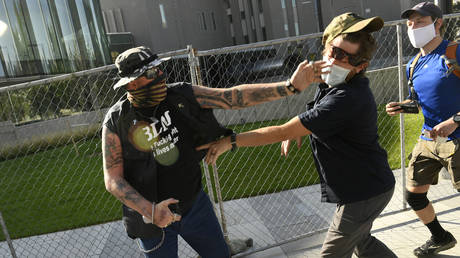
<box><xmin>113</xmin><ymin>46</ymin><xmax>170</xmax><ymax>89</ymax></box>
<box><xmin>322</xmin><ymin>12</ymin><xmax>384</xmax><ymax>45</ymax></box>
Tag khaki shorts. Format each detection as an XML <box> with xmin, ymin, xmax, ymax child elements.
<box><xmin>407</xmin><ymin>138</ymin><xmax>460</xmax><ymax>190</ymax></box>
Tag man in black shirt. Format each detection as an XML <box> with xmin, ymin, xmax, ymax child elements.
<box><xmin>102</xmin><ymin>46</ymin><xmax>328</xmax><ymax>257</ymax></box>
<box><xmin>198</xmin><ymin>13</ymin><xmax>396</xmax><ymax>257</ymax></box>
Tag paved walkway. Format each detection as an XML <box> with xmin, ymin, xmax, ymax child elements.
<box><xmin>243</xmin><ymin>194</ymin><xmax>460</xmax><ymax>258</ymax></box>
<box><xmin>1</xmin><ymin>169</ymin><xmax>459</xmax><ymax>257</ymax></box>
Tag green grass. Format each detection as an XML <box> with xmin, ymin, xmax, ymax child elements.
<box><xmin>378</xmin><ymin>109</ymin><xmax>424</xmax><ymax>169</ymax></box>
<box><xmin>0</xmin><ymin>139</ymin><xmax>119</xmax><ymax>240</ymax></box>
<box><xmin>0</xmin><ymin>109</ymin><xmax>423</xmax><ymax>240</ymax></box>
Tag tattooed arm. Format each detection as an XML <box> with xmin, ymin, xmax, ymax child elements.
<box><xmin>102</xmin><ymin>126</ymin><xmax>180</xmax><ymax>227</ymax></box>
<box><xmin>193</xmin><ymin>82</ymin><xmax>290</xmax><ymax>109</ymax></box>
<box><xmin>193</xmin><ymin>60</ymin><xmax>328</xmax><ymax>109</ymax></box>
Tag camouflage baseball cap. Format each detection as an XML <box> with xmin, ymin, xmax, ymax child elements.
<box><xmin>322</xmin><ymin>12</ymin><xmax>384</xmax><ymax>45</ymax></box>
<box><xmin>113</xmin><ymin>46</ymin><xmax>169</xmax><ymax>89</ymax></box>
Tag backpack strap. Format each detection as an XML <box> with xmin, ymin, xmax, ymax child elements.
<box><xmin>408</xmin><ymin>52</ymin><xmax>422</xmax><ymax>100</ymax></box>
<box><xmin>443</xmin><ymin>41</ymin><xmax>460</xmax><ymax>78</ymax></box>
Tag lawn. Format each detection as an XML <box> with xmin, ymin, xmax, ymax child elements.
<box><xmin>0</xmin><ymin>109</ymin><xmax>423</xmax><ymax>240</ymax></box>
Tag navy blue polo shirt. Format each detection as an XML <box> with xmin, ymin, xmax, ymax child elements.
<box><xmin>299</xmin><ymin>76</ymin><xmax>395</xmax><ymax>204</ymax></box>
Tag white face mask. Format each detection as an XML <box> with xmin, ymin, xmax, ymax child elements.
<box><xmin>407</xmin><ymin>20</ymin><xmax>436</xmax><ymax>48</ymax></box>
<box><xmin>321</xmin><ymin>56</ymin><xmax>351</xmax><ymax>86</ymax></box>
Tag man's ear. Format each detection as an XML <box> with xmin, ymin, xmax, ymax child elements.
<box><xmin>435</xmin><ymin>18</ymin><xmax>443</xmax><ymax>34</ymax></box>
<box><xmin>355</xmin><ymin>62</ymin><xmax>369</xmax><ymax>73</ymax></box>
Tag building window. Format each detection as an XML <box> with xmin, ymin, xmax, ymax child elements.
<box><xmin>103</xmin><ymin>8</ymin><xmax>126</xmax><ymax>32</ymax></box>
<box><xmin>103</xmin><ymin>10</ymin><xmax>116</xmax><ymax>32</ymax></box>
<box><xmin>0</xmin><ymin>0</ymin><xmax>110</xmax><ymax>79</ymax></box>
<box><xmin>198</xmin><ymin>12</ymin><xmax>207</xmax><ymax>31</ymax></box>
<box><xmin>210</xmin><ymin>12</ymin><xmax>217</xmax><ymax>31</ymax></box>
<box><xmin>114</xmin><ymin>8</ymin><xmax>125</xmax><ymax>32</ymax></box>
<box><xmin>262</xmin><ymin>27</ymin><xmax>267</xmax><ymax>41</ymax></box>
<box><xmin>159</xmin><ymin>4</ymin><xmax>167</xmax><ymax>28</ymax></box>
<box><xmin>258</xmin><ymin>0</ymin><xmax>263</xmax><ymax>12</ymax></box>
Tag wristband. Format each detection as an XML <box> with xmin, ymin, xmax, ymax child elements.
<box><xmin>142</xmin><ymin>202</ymin><xmax>155</xmax><ymax>224</ymax></box>
<box><xmin>285</xmin><ymin>79</ymin><xmax>299</xmax><ymax>94</ymax></box>
<box><xmin>230</xmin><ymin>133</ymin><xmax>237</xmax><ymax>152</ymax></box>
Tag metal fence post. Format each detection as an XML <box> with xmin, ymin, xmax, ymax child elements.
<box><xmin>211</xmin><ymin>165</ymin><xmax>229</xmax><ymax>243</ymax></box>
<box><xmin>187</xmin><ymin>45</ymin><xmax>198</xmax><ymax>85</ymax></box>
<box><xmin>0</xmin><ymin>211</ymin><xmax>18</xmax><ymax>258</ymax></box>
<box><xmin>188</xmin><ymin>44</ymin><xmax>219</xmax><ymax>214</ymax></box>
<box><xmin>6</xmin><ymin>90</ymin><xmax>18</xmax><ymax>124</ymax></box>
<box><xmin>397</xmin><ymin>23</ymin><xmax>407</xmax><ymax>210</ymax></box>
<box><xmin>212</xmin><ymin>165</ymin><xmax>253</xmax><ymax>255</ymax></box>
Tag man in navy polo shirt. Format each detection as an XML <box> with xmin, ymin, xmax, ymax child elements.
<box><xmin>386</xmin><ymin>2</ymin><xmax>460</xmax><ymax>256</ymax></box>
<box><xmin>199</xmin><ymin>13</ymin><xmax>396</xmax><ymax>257</ymax></box>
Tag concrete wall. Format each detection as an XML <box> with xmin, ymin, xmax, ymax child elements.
<box><xmin>0</xmin><ymin>110</ymin><xmax>107</xmax><ymax>150</ymax></box>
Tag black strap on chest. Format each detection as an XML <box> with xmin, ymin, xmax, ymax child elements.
<box><xmin>408</xmin><ymin>52</ymin><xmax>422</xmax><ymax>101</ymax></box>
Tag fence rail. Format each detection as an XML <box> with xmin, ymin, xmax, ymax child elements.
<box><xmin>1</xmin><ymin>14</ymin><xmax>460</xmax><ymax>257</ymax></box>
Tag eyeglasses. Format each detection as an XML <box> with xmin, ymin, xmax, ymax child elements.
<box><xmin>330</xmin><ymin>46</ymin><xmax>364</xmax><ymax>66</ymax></box>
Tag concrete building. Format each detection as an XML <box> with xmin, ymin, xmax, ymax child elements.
<box><xmin>100</xmin><ymin>0</ymin><xmax>430</xmax><ymax>53</ymax></box>
<box><xmin>100</xmin><ymin>0</ymin><xmax>234</xmax><ymax>54</ymax></box>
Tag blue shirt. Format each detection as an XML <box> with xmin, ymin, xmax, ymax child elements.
<box><xmin>299</xmin><ymin>76</ymin><xmax>395</xmax><ymax>204</ymax></box>
<box><xmin>407</xmin><ymin>40</ymin><xmax>460</xmax><ymax>140</ymax></box>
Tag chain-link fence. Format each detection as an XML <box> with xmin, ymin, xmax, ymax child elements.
<box><xmin>1</xmin><ymin>14</ymin><xmax>460</xmax><ymax>257</ymax></box>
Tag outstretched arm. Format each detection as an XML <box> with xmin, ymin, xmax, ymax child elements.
<box><xmin>102</xmin><ymin>126</ymin><xmax>181</xmax><ymax>227</ymax></box>
<box><xmin>193</xmin><ymin>60</ymin><xmax>328</xmax><ymax>109</ymax></box>
<box><xmin>196</xmin><ymin>116</ymin><xmax>311</xmax><ymax>164</ymax></box>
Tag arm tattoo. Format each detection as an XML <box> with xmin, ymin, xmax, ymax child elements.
<box><xmin>194</xmin><ymin>83</ymin><xmax>289</xmax><ymax>109</ymax></box>
<box><xmin>223</xmin><ymin>90</ymin><xmax>232</xmax><ymax>104</ymax></box>
<box><xmin>195</xmin><ymin>94</ymin><xmax>232</xmax><ymax>108</ymax></box>
<box><xmin>276</xmin><ymin>85</ymin><xmax>289</xmax><ymax>97</ymax></box>
<box><xmin>103</xmin><ymin>131</ymin><xmax>123</xmax><ymax>170</ymax></box>
<box><xmin>248</xmin><ymin>89</ymin><xmax>278</xmax><ymax>102</ymax></box>
<box><xmin>114</xmin><ymin>179</ymin><xmax>143</xmax><ymax>204</ymax></box>
<box><xmin>236</xmin><ymin>89</ymin><xmax>244</xmax><ymax>107</ymax></box>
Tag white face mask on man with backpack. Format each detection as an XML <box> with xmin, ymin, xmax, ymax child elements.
<box><xmin>407</xmin><ymin>19</ymin><xmax>437</xmax><ymax>48</ymax></box>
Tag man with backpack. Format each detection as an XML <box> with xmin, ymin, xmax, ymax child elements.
<box><xmin>385</xmin><ymin>2</ymin><xmax>460</xmax><ymax>256</ymax></box>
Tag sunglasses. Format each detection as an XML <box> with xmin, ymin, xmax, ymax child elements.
<box><xmin>330</xmin><ymin>46</ymin><xmax>364</xmax><ymax>66</ymax></box>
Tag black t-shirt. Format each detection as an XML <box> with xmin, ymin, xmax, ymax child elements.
<box><xmin>298</xmin><ymin>76</ymin><xmax>395</xmax><ymax>204</ymax></box>
<box><xmin>103</xmin><ymin>83</ymin><xmax>231</xmax><ymax>217</ymax></box>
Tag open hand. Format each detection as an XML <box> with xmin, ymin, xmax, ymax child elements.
<box><xmin>281</xmin><ymin>136</ymin><xmax>303</xmax><ymax>157</ymax></box>
<box><xmin>196</xmin><ymin>136</ymin><xmax>232</xmax><ymax>165</ymax></box>
<box><xmin>290</xmin><ymin>60</ymin><xmax>330</xmax><ymax>92</ymax></box>
<box><xmin>430</xmin><ymin>118</ymin><xmax>459</xmax><ymax>139</ymax></box>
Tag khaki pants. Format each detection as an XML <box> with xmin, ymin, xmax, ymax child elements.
<box><xmin>320</xmin><ymin>187</ymin><xmax>396</xmax><ymax>258</ymax></box>
<box><xmin>407</xmin><ymin>139</ymin><xmax>460</xmax><ymax>190</ymax></box>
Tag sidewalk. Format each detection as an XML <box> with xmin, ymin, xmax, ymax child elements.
<box><xmin>240</xmin><ymin>170</ymin><xmax>460</xmax><ymax>258</ymax></box>
<box><xmin>243</xmin><ymin>194</ymin><xmax>460</xmax><ymax>258</ymax></box>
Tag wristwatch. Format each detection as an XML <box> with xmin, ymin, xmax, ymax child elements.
<box><xmin>285</xmin><ymin>79</ymin><xmax>300</xmax><ymax>94</ymax></box>
<box><xmin>453</xmin><ymin>114</ymin><xmax>460</xmax><ymax>125</ymax></box>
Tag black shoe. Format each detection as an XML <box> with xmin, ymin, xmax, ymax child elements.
<box><xmin>413</xmin><ymin>231</ymin><xmax>457</xmax><ymax>256</ymax></box>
